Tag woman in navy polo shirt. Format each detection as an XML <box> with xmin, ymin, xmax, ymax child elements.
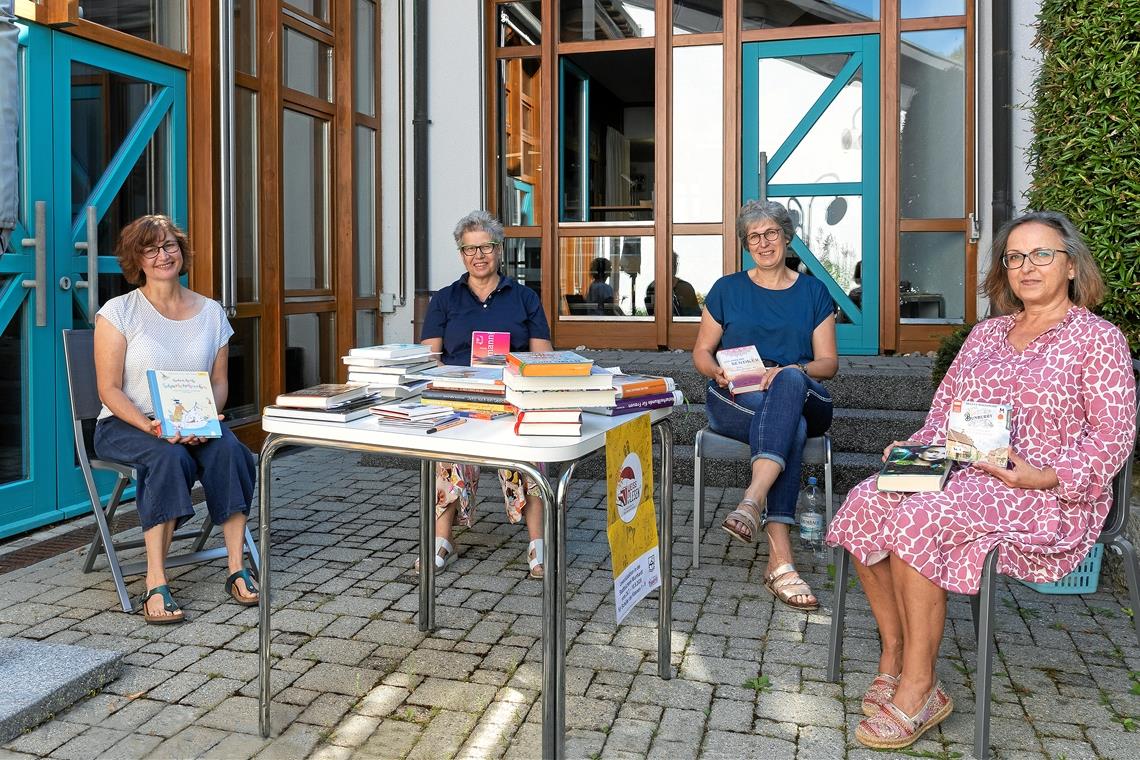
<box><xmin>691</xmin><ymin>200</ymin><xmax>838</xmax><ymax>611</ymax></box>
<box><xmin>419</xmin><ymin>210</ymin><xmax>553</xmax><ymax>578</ymax></box>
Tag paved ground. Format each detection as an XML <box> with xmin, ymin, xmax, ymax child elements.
<box><xmin>1</xmin><ymin>447</ymin><xmax>1139</xmax><ymax>760</ymax></box>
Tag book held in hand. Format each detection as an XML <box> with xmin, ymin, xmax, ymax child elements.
<box><xmin>506</xmin><ymin>350</ymin><xmax>593</xmax><ymax>377</ymax></box>
<box><xmin>276</xmin><ymin>384</ymin><xmax>369</xmax><ymax>410</ymax></box>
<box><xmin>471</xmin><ymin>331</ymin><xmax>512</xmax><ymax>367</ymax></box>
<box><xmin>876</xmin><ymin>445</ymin><xmax>952</xmax><ymax>492</ymax></box>
<box><xmin>147</xmin><ymin>370</ymin><xmax>222</xmax><ymax>438</ymax></box>
<box><xmin>715</xmin><ymin>345</ymin><xmax>767</xmax><ymax>395</ymax></box>
<box><xmin>946</xmin><ymin>400</ymin><xmax>1012</xmax><ymax>466</ymax></box>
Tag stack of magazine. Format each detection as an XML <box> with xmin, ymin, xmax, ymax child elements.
<box><xmin>342</xmin><ymin>343</ymin><xmax>436</xmax><ymax>399</ymax></box>
<box><xmin>369</xmin><ymin>401</ymin><xmax>463</xmax><ymax>434</ymax></box>
<box><xmin>264</xmin><ymin>383</ymin><xmax>378</xmax><ymax>423</ymax></box>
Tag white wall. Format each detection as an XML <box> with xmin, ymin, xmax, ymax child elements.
<box><xmin>379</xmin><ymin>0</ymin><xmax>484</xmax><ymax>344</ymax></box>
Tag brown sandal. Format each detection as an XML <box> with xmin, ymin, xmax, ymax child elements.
<box><xmin>722</xmin><ymin>498</ymin><xmax>762</xmax><ymax>544</ymax></box>
<box><xmin>764</xmin><ymin>563</ymin><xmax>819</xmax><ymax>611</ymax></box>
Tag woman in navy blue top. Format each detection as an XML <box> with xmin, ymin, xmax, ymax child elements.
<box><xmin>419</xmin><ymin>210</ymin><xmax>553</xmax><ymax>578</ymax></box>
<box><xmin>692</xmin><ymin>200</ymin><xmax>838</xmax><ymax>611</ymax></box>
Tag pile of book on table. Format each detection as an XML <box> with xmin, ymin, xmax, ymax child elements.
<box><xmin>264</xmin><ymin>383</ymin><xmax>378</xmax><ymax>423</ymax></box>
<box><xmin>368</xmin><ymin>400</ymin><xmax>463</xmax><ymax>434</ymax></box>
<box><xmin>503</xmin><ymin>351</ymin><xmax>616</xmax><ymax>436</ymax></box>
<box><xmin>342</xmin><ymin>343</ymin><xmax>435</xmax><ymax>399</ymax></box>
<box><xmin>592</xmin><ymin>371</ymin><xmax>685</xmax><ymax>416</ymax></box>
<box><xmin>411</xmin><ymin>365</ymin><xmax>514</xmax><ymax>417</ymax></box>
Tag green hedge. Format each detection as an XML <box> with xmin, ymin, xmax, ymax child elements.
<box><xmin>1025</xmin><ymin>0</ymin><xmax>1140</xmax><ymax>354</ymax></box>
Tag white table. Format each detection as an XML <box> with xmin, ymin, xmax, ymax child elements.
<box><xmin>256</xmin><ymin>409</ymin><xmax>675</xmax><ymax>759</ymax></box>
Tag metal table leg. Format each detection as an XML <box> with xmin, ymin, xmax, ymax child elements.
<box><xmin>528</xmin><ymin>464</ymin><xmax>561</xmax><ymax>760</ymax></box>
<box><xmin>419</xmin><ymin>458</ymin><xmax>435</xmax><ymax>632</ymax></box>
<box><xmin>656</xmin><ymin>420</ymin><xmax>674</xmax><ymax>679</ymax></box>
<box><xmin>257</xmin><ymin>434</ymin><xmax>284</xmax><ymax>739</ymax></box>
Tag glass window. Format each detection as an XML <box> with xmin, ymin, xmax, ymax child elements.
<box><xmin>79</xmin><ymin>1</ymin><xmax>187</xmax><ymax>51</ymax></box>
<box><xmin>282</xmin><ymin>109</ymin><xmax>330</xmax><ymax>291</ymax></box>
<box><xmin>560</xmin><ymin>50</ymin><xmax>655</xmax><ymax>223</ymax></box>
<box><xmin>0</xmin><ymin>311</ymin><xmax>26</xmax><ymax>484</ymax></box>
<box><xmin>561</xmin><ymin>1</ymin><xmax>655</xmax><ymax>41</ymax></box>
<box><xmin>283</xmin><ymin>27</ymin><xmax>333</xmax><ymax>102</ymax></box>
<box><xmin>673</xmin><ymin>45</ymin><xmax>722</xmax><ymax>223</ymax></box>
<box><xmin>235</xmin><ymin>87</ymin><xmax>259</xmax><ymax>302</ymax></box>
<box><xmin>499</xmin><ymin>58</ymin><xmax>542</xmax><ymax>226</ymax></box>
<box><xmin>354</xmin><ymin>126</ymin><xmax>377</xmax><ymax>298</ymax></box>
<box><xmin>235</xmin><ymin>0</ymin><xmax>257</xmax><ymax>75</ymax></box>
<box><xmin>354</xmin><ymin>0</ymin><xmax>376</xmax><ymax>116</ymax></box>
<box><xmin>673</xmin><ymin>0</ymin><xmax>723</xmax><ymax>34</ymax></box>
<box><xmin>663</xmin><ymin>237</ymin><xmax>720</xmax><ymax>320</ymax></box>
<box><xmin>498</xmin><ymin>1</ymin><xmax>543</xmax><ymax>46</ymax></box>
<box><xmin>285</xmin><ymin>312</ymin><xmax>337</xmax><ymax>390</ymax></box>
<box><xmin>502</xmin><ymin>238</ymin><xmax>542</xmax><ymax>299</ymax></box>
<box><xmin>899</xmin><ymin>232</ymin><xmax>964</xmax><ymax>323</ymax></box>
<box><xmin>900</xmin><ymin>30</ymin><xmax>965</xmax><ymax>219</ymax></box>
<box><xmin>224</xmin><ymin>318</ymin><xmax>260</xmax><ymax>422</ymax></box>
<box><xmin>285</xmin><ymin>0</ymin><xmax>328</xmax><ymax>22</ymax></box>
<box><xmin>355</xmin><ymin>310</ymin><xmax>380</xmax><ymax>347</ymax></box>
<box><xmin>559</xmin><ymin>236</ymin><xmax>655</xmax><ymax>319</ymax></box>
<box><xmin>901</xmin><ymin>0</ymin><xmax>964</xmax><ymax>18</ymax></box>
<box><xmin>742</xmin><ymin>0</ymin><xmax>879</xmax><ymax>28</ymax></box>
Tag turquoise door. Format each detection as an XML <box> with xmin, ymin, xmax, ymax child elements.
<box><xmin>743</xmin><ymin>35</ymin><xmax>880</xmax><ymax>354</ymax></box>
<box><xmin>0</xmin><ymin>24</ymin><xmax>186</xmax><ymax>538</ymax></box>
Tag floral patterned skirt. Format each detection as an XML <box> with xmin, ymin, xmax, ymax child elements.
<box><xmin>434</xmin><ymin>462</ymin><xmax>539</xmax><ymax>526</ymax></box>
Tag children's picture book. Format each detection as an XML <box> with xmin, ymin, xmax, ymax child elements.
<box><xmin>275</xmin><ymin>383</ymin><xmax>369</xmax><ymax>410</ymax></box>
<box><xmin>471</xmin><ymin>331</ymin><xmax>512</xmax><ymax>367</ymax></box>
<box><xmin>147</xmin><ymin>370</ymin><xmax>223</xmax><ymax>438</ymax></box>
<box><xmin>946</xmin><ymin>400</ymin><xmax>1012</xmax><ymax>466</ymax></box>
<box><xmin>876</xmin><ymin>444</ymin><xmax>952</xmax><ymax>492</ymax></box>
<box><xmin>715</xmin><ymin>346</ymin><xmax>767</xmax><ymax>395</ymax></box>
<box><xmin>348</xmin><ymin>343</ymin><xmax>432</xmax><ymax>360</ymax></box>
<box><xmin>506</xmin><ymin>350</ymin><xmax>593</xmax><ymax>377</ymax></box>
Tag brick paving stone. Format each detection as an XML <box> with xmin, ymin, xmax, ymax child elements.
<box><xmin>297</xmin><ymin>692</ymin><xmax>357</xmax><ymax>727</ymax></box>
<box><xmin>53</xmin><ymin>692</ymin><xmax>123</xmax><ymax>725</ymax></box>
<box><xmin>755</xmin><ymin>689</ymin><xmax>846</xmax><ymax>729</ymax></box>
<box><xmin>292</xmin><ymin>662</ymin><xmax>383</xmax><ymax>697</ymax></box>
<box><xmin>647</xmin><ymin>737</ymin><xmax>702</xmax><ymax>760</ymax></box>
<box><xmin>294</xmin><ymin>637</ymin><xmax>376</xmax><ymax>666</ymax></box>
<box><xmin>145</xmin><ymin>670</ymin><xmax>210</xmax><ymax>703</ymax></box>
<box><xmin>403</xmin><ymin>648</ymin><xmax>482</xmax><ymax>680</ymax></box>
<box><xmin>134</xmin><ymin>703</ymin><xmax>206</xmax><ymax>738</ymax></box>
<box><xmin>198</xmin><ymin>732</ymin><xmax>271</xmax><ymax>759</ymax></box>
<box><xmin>101</xmin><ymin>731</ymin><xmax>164</xmax><ymax>759</ymax></box>
<box><xmin>187</xmin><ymin>648</ymin><xmax>261</xmax><ymax>681</ymax></box>
<box><xmin>707</xmin><ymin>698</ymin><xmax>754</xmax><ymax>732</ymax></box>
<box><xmin>703</xmin><ymin>730</ymin><xmax>797</xmax><ymax>759</ymax></box>
<box><xmin>5</xmin><ymin>721</ymin><xmax>86</xmax><ymax>756</ymax></box>
<box><xmin>628</xmin><ymin>674</ymin><xmax>714</xmax><ymax>711</ymax></box>
<box><xmin>795</xmin><ymin>725</ymin><xmax>846</xmax><ymax>760</ymax></box>
<box><xmin>406</xmin><ymin>709</ymin><xmax>478</xmax><ymax>760</ymax></box>
<box><xmin>98</xmin><ymin>698</ymin><xmax>166</xmax><ymax>732</ymax></box>
<box><xmin>249</xmin><ymin>721</ymin><xmax>326</xmax><ymax>760</ymax></box>
<box><xmin>142</xmin><ymin>725</ymin><xmax>228</xmax><ymax>759</ymax></box>
<box><xmin>408</xmin><ymin>677</ymin><xmax>498</xmax><ymax>712</ymax></box>
<box><xmin>50</xmin><ymin>725</ymin><xmax>127</xmax><ymax>759</ymax></box>
<box><xmin>358</xmin><ymin>719</ymin><xmax>424</xmax><ymax>759</ymax></box>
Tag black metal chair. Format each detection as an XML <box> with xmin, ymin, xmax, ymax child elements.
<box><xmin>691</xmin><ymin>427</ymin><xmax>833</xmax><ymax>568</ymax></box>
<box><xmin>826</xmin><ymin>360</ymin><xmax>1140</xmax><ymax>760</ymax></box>
<box><xmin>62</xmin><ymin>329</ymin><xmax>260</xmax><ymax>612</ymax></box>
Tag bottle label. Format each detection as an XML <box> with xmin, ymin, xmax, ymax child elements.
<box><xmin>800</xmin><ymin>513</ymin><xmax>823</xmax><ymax>540</ymax></box>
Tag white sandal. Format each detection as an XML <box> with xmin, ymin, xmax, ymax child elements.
<box><xmin>528</xmin><ymin>539</ymin><xmax>544</xmax><ymax>579</ymax></box>
<box><xmin>414</xmin><ymin>536</ymin><xmax>458</xmax><ymax>574</ymax></box>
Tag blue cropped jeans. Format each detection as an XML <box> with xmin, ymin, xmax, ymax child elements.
<box><xmin>705</xmin><ymin>368</ymin><xmax>833</xmax><ymax>526</ymax></box>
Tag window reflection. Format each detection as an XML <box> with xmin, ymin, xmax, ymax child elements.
<box><xmin>502</xmin><ymin>238</ymin><xmax>542</xmax><ymax>299</ymax></box>
<box><xmin>742</xmin><ymin>0</ymin><xmax>879</xmax><ymax>28</ymax></box>
<box><xmin>355</xmin><ymin>310</ymin><xmax>379</xmax><ymax>347</ymax></box>
<box><xmin>561</xmin><ymin>1</ymin><xmax>655</xmax><ymax>41</ymax></box>
<box><xmin>673</xmin><ymin>46</ymin><xmax>722</xmax><ymax>224</ymax></box>
<box><xmin>899</xmin><ymin>232</ymin><xmax>963</xmax><ymax>323</ymax></box>
<box><xmin>498</xmin><ymin>59</ymin><xmax>542</xmax><ymax>226</ymax></box>
<box><xmin>285</xmin><ymin>312</ymin><xmax>336</xmax><ymax>391</ymax></box>
<box><xmin>901</xmin><ymin>0</ymin><xmax>964</xmax><ymax>18</ymax></box>
<box><xmin>498</xmin><ymin>1</ymin><xmax>542</xmax><ymax>46</ymax></box>
<box><xmin>282</xmin><ymin>109</ymin><xmax>330</xmax><ymax>291</ymax></box>
<box><xmin>559</xmin><ymin>236</ymin><xmax>654</xmax><ymax>319</ymax></box>
<box><xmin>660</xmin><ymin>237</ymin><xmax>722</xmax><ymax>321</ymax></box>
<box><xmin>283</xmin><ymin>27</ymin><xmax>332</xmax><ymax>102</ymax></box>
<box><xmin>225</xmin><ymin>318</ymin><xmax>260</xmax><ymax>422</ymax></box>
<box><xmin>80</xmin><ymin>2</ymin><xmax>187</xmax><ymax>51</ymax></box>
<box><xmin>672</xmin><ymin>0</ymin><xmax>723</xmax><ymax>34</ymax></box>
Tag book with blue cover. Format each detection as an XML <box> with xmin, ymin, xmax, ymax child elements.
<box><xmin>147</xmin><ymin>369</ymin><xmax>223</xmax><ymax>438</ymax></box>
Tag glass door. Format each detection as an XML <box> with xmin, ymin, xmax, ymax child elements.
<box><xmin>742</xmin><ymin>35</ymin><xmax>880</xmax><ymax>355</ymax></box>
<box><xmin>0</xmin><ymin>23</ymin><xmax>186</xmax><ymax>538</ymax></box>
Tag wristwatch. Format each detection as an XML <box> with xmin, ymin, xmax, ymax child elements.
<box><xmin>796</xmin><ymin>362</ymin><xmax>809</xmax><ymax>374</ymax></box>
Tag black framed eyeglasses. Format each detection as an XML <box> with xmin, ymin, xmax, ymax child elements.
<box><xmin>141</xmin><ymin>241</ymin><xmax>181</xmax><ymax>259</ymax></box>
<box><xmin>1001</xmin><ymin>248</ymin><xmax>1063</xmax><ymax>269</ymax></box>
<box><xmin>458</xmin><ymin>242</ymin><xmax>500</xmax><ymax>258</ymax></box>
<box><xmin>745</xmin><ymin>229</ymin><xmax>782</xmax><ymax>246</ymax></box>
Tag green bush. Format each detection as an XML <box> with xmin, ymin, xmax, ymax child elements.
<box><xmin>1026</xmin><ymin>0</ymin><xmax>1140</xmax><ymax>355</ymax></box>
<box><xmin>931</xmin><ymin>322</ymin><xmax>974</xmax><ymax>389</ymax></box>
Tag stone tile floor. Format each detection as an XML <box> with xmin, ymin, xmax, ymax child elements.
<box><xmin>1</xmin><ymin>447</ymin><xmax>1139</xmax><ymax>759</ymax></box>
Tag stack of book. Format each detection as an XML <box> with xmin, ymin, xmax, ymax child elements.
<box><xmin>586</xmin><ymin>372</ymin><xmax>684</xmax><ymax>416</ymax></box>
<box><xmin>264</xmin><ymin>383</ymin><xmax>377</xmax><ymax>423</ymax></box>
<box><xmin>343</xmin><ymin>343</ymin><xmax>436</xmax><ymax>399</ymax></box>
<box><xmin>411</xmin><ymin>365</ymin><xmax>514</xmax><ymax>417</ymax></box>
<box><xmin>369</xmin><ymin>400</ymin><xmax>463</xmax><ymax>433</ymax></box>
<box><xmin>504</xmin><ymin>351</ymin><xmax>616</xmax><ymax>436</ymax></box>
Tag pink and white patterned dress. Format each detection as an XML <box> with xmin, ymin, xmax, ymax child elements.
<box><xmin>826</xmin><ymin>307</ymin><xmax>1136</xmax><ymax>594</ymax></box>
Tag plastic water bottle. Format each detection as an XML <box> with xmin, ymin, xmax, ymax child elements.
<box><xmin>797</xmin><ymin>477</ymin><xmax>827</xmax><ymax>562</ymax></box>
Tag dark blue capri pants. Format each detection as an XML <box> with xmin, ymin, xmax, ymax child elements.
<box><xmin>705</xmin><ymin>368</ymin><xmax>833</xmax><ymax>526</ymax></box>
<box><xmin>94</xmin><ymin>416</ymin><xmax>256</xmax><ymax>532</ymax></box>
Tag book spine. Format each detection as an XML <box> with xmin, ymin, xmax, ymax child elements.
<box><xmin>604</xmin><ymin>391</ymin><xmax>684</xmax><ymax>415</ymax></box>
<box><xmin>146</xmin><ymin>369</ymin><xmax>169</xmax><ymax>437</ymax></box>
<box><xmin>616</xmin><ymin>378</ymin><xmax>674</xmax><ymax>398</ymax></box>
<box><xmin>425</xmin><ymin>398</ymin><xmax>514</xmax><ymax>413</ymax></box>
<box><xmin>422</xmin><ymin>388</ymin><xmax>506</xmax><ymax>404</ymax></box>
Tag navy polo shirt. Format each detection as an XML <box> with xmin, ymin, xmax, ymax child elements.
<box><xmin>421</xmin><ymin>273</ymin><xmax>551</xmax><ymax>366</ymax></box>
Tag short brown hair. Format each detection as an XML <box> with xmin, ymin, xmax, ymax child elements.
<box><xmin>115</xmin><ymin>215</ymin><xmax>192</xmax><ymax>285</ymax></box>
<box><xmin>981</xmin><ymin>210</ymin><xmax>1104</xmax><ymax>315</ymax></box>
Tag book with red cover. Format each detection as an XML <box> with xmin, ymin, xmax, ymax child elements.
<box><xmin>505</xmin><ymin>350</ymin><xmax>593</xmax><ymax>377</ymax></box>
<box><xmin>471</xmin><ymin>331</ymin><xmax>511</xmax><ymax>367</ymax></box>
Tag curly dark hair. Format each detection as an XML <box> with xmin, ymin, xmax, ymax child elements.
<box><xmin>115</xmin><ymin>215</ymin><xmax>192</xmax><ymax>286</ymax></box>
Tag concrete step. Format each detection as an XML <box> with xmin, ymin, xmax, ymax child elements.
<box><xmin>0</xmin><ymin>638</ymin><xmax>123</xmax><ymax>743</ymax></box>
<box><xmin>830</xmin><ymin>408</ymin><xmax>928</xmax><ymax>454</ymax></box>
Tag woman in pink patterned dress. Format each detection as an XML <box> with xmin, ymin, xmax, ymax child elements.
<box><xmin>826</xmin><ymin>211</ymin><xmax>1137</xmax><ymax>750</ymax></box>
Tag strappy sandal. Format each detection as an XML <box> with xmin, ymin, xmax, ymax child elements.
<box><xmin>528</xmin><ymin>539</ymin><xmax>544</xmax><ymax>579</ymax></box>
<box><xmin>861</xmin><ymin>672</ymin><xmax>900</xmax><ymax>716</ymax></box>
<box><xmin>763</xmin><ymin>563</ymin><xmax>819</xmax><ymax>611</ymax></box>
<box><xmin>137</xmin><ymin>585</ymin><xmax>185</xmax><ymax>625</ymax></box>
<box><xmin>414</xmin><ymin>536</ymin><xmax>458</xmax><ymax>574</ymax></box>
<box><xmin>855</xmin><ymin>681</ymin><xmax>953</xmax><ymax>749</ymax></box>
<box><xmin>722</xmin><ymin>497</ymin><xmax>763</xmax><ymax>544</ymax></box>
<box><xmin>225</xmin><ymin>569</ymin><xmax>260</xmax><ymax>607</ymax></box>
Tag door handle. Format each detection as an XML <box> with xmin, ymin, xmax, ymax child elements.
<box><xmin>758</xmin><ymin>151</ymin><xmax>768</xmax><ymax>203</ymax></box>
<box><xmin>74</xmin><ymin>205</ymin><xmax>99</xmax><ymax>320</ymax></box>
<box><xmin>20</xmin><ymin>200</ymin><xmax>47</xmax><ymax>328</ymax></box>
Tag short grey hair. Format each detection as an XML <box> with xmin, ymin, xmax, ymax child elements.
<box><xmin>452</xmin><ymin>210</ymin><xmax>504</xmax><ymax>247</ymax></box>
<box><xmin>736</xmin><ymin>200</ymin><xmax>795</xmax><ymax>249</ymax></box>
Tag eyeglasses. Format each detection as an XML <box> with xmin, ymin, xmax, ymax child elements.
<box><xmin>458</xmin><ymin>242</ymin><xmax>500</xmax><ymax>258</ymax></box>
<box><xmin>142</xmin><ymin>241</ymin><xmax>181</xmax><ymax>259</ymax></box>
<box><xmin>1001</xmin><ymin>248</ymin><xmax>1064</xmax><ymax>269</ymax></box>
<box><xmin>745</xmin><ymin>229</ymin><xmax>783</xmax><ymax>246</ymax></box>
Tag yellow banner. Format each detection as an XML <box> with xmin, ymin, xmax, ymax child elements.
<box><xmin>605</xmin><ymin>414</ymin><xmax>661</xmax><ymax>623</ymax></box>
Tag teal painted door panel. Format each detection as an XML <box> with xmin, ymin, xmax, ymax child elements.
<box><xmin>742</xmin><ymin>35</ymin><xmax>881</xmax><ymax>355</ymax></box>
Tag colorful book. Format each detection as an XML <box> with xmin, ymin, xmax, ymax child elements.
<box><xmin>946</xmin><ymin>400</ymin><xmax>1013</xmax><ymax>466</ymax></box>
<box><xmin>276</xmin><ymin>383</ymin><xmax>369</xmax><ymax>410</ymax></box>
<box><xmin>877</xmin><ymin>445</ymin><xmax>952</xmax><ymax>492</ymax></box>
<box><xmin>505</xmin><ymin>386</ymin><xmax>617</xmax><ymax>410</ymax></box>
<box><xmin>471</xmin><ymin>331</ymin><xmax>512</xmax><ymax>367</ymax></box>
<box><xmin>263</xmin><ymin>395</ymin><xmax>377</xmax><ymax>423</ymax></box>
<box><xmin>583</xmin><ymin>390</ymin><xmax>684</xmax><ymax>416</ymax></box>
<box><xmin>425</xmin><ymin>398</ymin><xmax>514</xmax><ymax>414</ymax></box>
<box><xmin>611</xmin><ymin>373</ymin><xmax>676</xmax><ymax>399</ymax></box>
<box><xmin>506</xmin><ymin>350</ymin><xmax>593</xmax><ymax>377</ymax></box>
<box><xmin>408</xmin><ymin>365</ymin><xmax>505</xmax><ymax>389</ymax></box>
<box><xmin>715</xmin><ymin>346</ymin><xmax>767</xmax><ymax>395</ymax></box>
<box><xmin>147</xmin><ymin>369</ymin><xmax>223</xmax><ymax>438</ymax></box>
<box><xmin>348</xmin><ymin>343</ymin><xmax>432</xmax><ymax>360</ymax></box>
<box><xmin>503</xmin><ymin>365</ymin><xmax>614</xmax><ymax>391</ymax></box>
